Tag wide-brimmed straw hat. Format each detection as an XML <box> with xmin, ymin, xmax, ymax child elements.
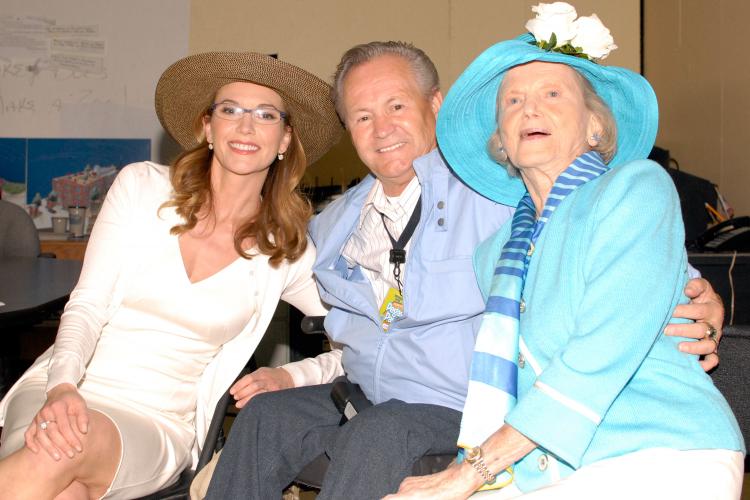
<box><xmin>437</xmin><ymin>33</ymin><xmax>658</xmax><ymax>206</ymax></box>
<box><xmin>155</xmin><ymin>51</ymin><xmax>342</xmax><ymax>165</ymax></box>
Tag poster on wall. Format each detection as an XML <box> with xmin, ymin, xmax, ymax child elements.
<box><xmin>0</xmin><ymin>138</ymin><xmax>150</xmax><ymax>230</ymax></box>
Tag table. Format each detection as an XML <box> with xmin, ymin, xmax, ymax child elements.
<box><xmin>38</xmin><ymin>230</ymin><xmax>88</xmax><ymax>261</ymax></box>
<box><xmin>0</xmin><ymin>257</ymin><xmax>82</xmax><ymax>328</ymax></box>
<box><xmin>0</xmin><ymin>257</ymin><xmax>81</xmax><ymax>395</ymax></box>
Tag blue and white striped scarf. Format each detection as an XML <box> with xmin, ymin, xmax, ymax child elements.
<box><xmin>457</xmin><ymin>151</ymin><xmax>610</xmax><ymax>487</ymax></box>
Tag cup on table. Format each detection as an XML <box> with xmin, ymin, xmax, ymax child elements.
<box><xmin>51</xmin><ymin>216</ymin><xmax>68</xmax><ymax>234</ymax></box>
<box><xmin>86</xmin><ymin>200</ymin><xmax>103</xmax><ymax>234</ymax></box>
<box><xmin>68</xmin><ymin>206</ymin><xmax>87</xmax><ymax>237</ymax></box>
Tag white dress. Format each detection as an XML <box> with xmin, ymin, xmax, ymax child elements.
<box><xmin>0</xmin><ymin>162</ymin><xmax>333</xmax><ymax>498</ymax></box>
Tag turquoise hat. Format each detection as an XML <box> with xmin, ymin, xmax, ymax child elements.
<box><xmin>437</xmin><ymin>33</ymin><xmax>658</xmax><ymax>206</ymax></box>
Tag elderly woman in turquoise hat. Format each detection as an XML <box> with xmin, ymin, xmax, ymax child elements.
<box><xmin>386</xmin><ymin>3</ymin><xmax>744</xmax><ymax>499</ymax></box>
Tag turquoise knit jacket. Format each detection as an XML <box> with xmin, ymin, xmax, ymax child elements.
<box><xmin>473</xmin><ymin>159</ymin><xmax>744</xmax><ymax>493</ymax></box>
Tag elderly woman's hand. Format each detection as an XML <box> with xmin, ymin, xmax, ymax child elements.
<box><xmin>230</xmin><ymin>367</ymin><xmax>294</xmax><ymax>408</ymax></box>
<box><xmin>24</xmin><ymin>383</ymin><xmax>89</xmax><ymax>461</ymax></box>
<box><xmin>382</xmin><ymin>461</ymin><xmax>481</xmax><ymax>500</ymax></box>
<box><xmin>666</xmin><ymin>277</ymin><xmax>724</xmax><ymax>370</ymax></box>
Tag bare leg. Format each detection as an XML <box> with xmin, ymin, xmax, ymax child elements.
<box><xmin>0</xmin><ymin>410</ymin><xmax>121</xmax><ymax>500</ymax></box>
<box><xmin>53</xmin><ymin>481</ymin><xmax>89</xmax><ymax>500</ymax></box>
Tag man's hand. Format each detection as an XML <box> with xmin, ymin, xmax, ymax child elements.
<box><xmin>230</xmin><ymin>367</ymin><xmax>294</xmax><ymax>408</ymax></box>
<box><xmin>666</xmin><ymin>277</ymin><xmax>724</xmax><ymax>371</ymax></box>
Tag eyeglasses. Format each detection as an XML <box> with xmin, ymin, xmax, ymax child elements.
<box><xmin>208</xmin><ymin>102</ymin><xmax>287</xmax><ymax>124</ymax></box>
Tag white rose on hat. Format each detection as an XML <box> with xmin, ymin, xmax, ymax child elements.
<box><xmin>525</xmin><ymin>2</ymin><xmax>578</xmax><ymax>45</ymax></box>
<box><xmin>571</xmin><ymin>14</ymin><xmax>618</xmax><ymax>60</ymax></box>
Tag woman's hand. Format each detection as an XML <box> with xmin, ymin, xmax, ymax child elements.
<box><xmin>384</xmin><ymin>425</ymin><xmax>534</xmax><ymax>499</ymax></box>
<box><xmin>24</xmin><ymin>383</ymin><xmax>89</xmax><ymax>461</ymax></box>
<box><xmin>666</xmin><ymin>277</ymin><xmax>724</xmax><ymax>370</ymax></box>
<box><xmin>230</xmin><ymin>367</ymin><xmax>294</xmax><ymax>408</ymax></box>
<box><xmin>383</xmin><ymin>462</ymin><xmax>480</xmax><ymax>500</ymax></box>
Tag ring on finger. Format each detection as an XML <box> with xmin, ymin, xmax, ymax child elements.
<box><xmin>702</xmin><ymin>322</ymin><xmax>719</xmax><ymax>354</ymax></box>
<box><xmin>709</xmin><ymin>337</ymin><xmax>719</xmax><ymax>354</ymax></box>
<box><xmin>704</xmin><ymin>323</ymin><xmax>719</xmax><ymax>342</ymax></box>
<box><xmin>39</xmin><ymin>420</ymin><xmax>56</xmax><ymax>431</ymax></box>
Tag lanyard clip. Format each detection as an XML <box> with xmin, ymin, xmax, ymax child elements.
<box><xmin>389</xmin><ymin>249</ymin><xmax>406</xmax><ymax>265</ymax></box>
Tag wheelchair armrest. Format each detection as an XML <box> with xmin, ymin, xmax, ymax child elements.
<box><xmin>195</xmin><ymin>387</ymin><xmax>232</xmax><ymax>473</ymax></box>
<box><xmin>194</xmin><ymin>359</ymin><xmax>256</xmax><ymax>474</ymax></box>
<box><xmin>330</xmin><ymin>376</ymin><xmax>373</xmax><ymax>421</ymax></box>
<box><xmin>301</xmin><ymin>315</ymin><xmax>326</xmax><ymax>335</ymax></box>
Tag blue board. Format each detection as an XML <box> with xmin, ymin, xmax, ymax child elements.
<box><xmin>0</xmin><ymin>138</ymin><xmax>26</xmax><ymax>184</ymax></box>
<box><xmin>0</xmin><ymin>138</ymin><xmax>150</xmax><ymax>203</ymax></box>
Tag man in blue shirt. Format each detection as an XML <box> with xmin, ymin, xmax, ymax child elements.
<box><xmin>205</xmin><ymin>41</ymin><xmax>724</xmax><ymax>500</ymax></box>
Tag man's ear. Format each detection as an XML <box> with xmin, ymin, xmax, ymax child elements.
<box><xmin>431</xmin><ymin>90</ymin><xmax>444</xmax><ymax>116</ymax></box>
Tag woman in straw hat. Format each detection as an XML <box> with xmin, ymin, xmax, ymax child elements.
<box><xmin>386</xmin><ymin>4</ymin><xmax>744</xmax><ymax>499</ymax></box>
<box><xmin>0</xmin><ymin>52</ymin><xmax>341</xmax><ymax>498</ymax></box>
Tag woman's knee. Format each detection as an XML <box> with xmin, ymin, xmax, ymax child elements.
<box><xmin>67</xmin><ymin>410</ymin><xmax>120</xmax><ymax>497</ymax></box>
<box><xmin>52</xmin><ymin>480</ymin><xmax>89</xmax><ymax>500</ymax></box>
<box><xmin>81</xmin><ymin>410</ymin><xmax>119</xmax><ymax>445</ymax></box>
<box><xmin>74</xmin><ymin>410</ymin><xmax>120</xmax><ymax>470</ymax></box>
<box><xmin>18</xmin><ymin>409</ymin><xmax>121</xmax><ymax>483</ymax></box>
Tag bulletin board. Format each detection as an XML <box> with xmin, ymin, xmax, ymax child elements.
<box><xmin>0</xmin><ymin>0</ymin><xmax>190</xmax><ymax>158</ymax></box>
<box><xmin>0</xmin><ymin>0</ymin><xmax>189</xmax><ymax>224</ymax></box>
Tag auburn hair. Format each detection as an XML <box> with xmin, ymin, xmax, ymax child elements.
<box><xmin>160</xmin><ymin>105</ymin><xmax>312</xmax><ymax>267</ymax></box>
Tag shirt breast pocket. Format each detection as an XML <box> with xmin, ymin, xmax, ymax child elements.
<box><xmin>408</xmin><ymin>256</ymin><xmax>483</xmax><ymax>321</ymax></box>
<box><xmin>421</xmin><ymin>256</ymin><xmax>474</xmax><ymax>274</ymax></box>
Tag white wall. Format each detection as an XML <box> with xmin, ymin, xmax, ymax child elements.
<box><xmin>189</xmin><ymin>0</ymin><xmax>641</xmax><ymax>187</ymax></box>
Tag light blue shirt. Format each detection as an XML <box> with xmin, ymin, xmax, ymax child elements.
<box><xmin>309</xmin><ymin>149</ymin><xmax>514</xmax><ymax>411</ymax></box>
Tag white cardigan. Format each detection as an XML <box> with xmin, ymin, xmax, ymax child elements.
<box><xmin>0</xmin><ymin>162</ymin><xmax>343</xmax><ymax>466</ymax></box>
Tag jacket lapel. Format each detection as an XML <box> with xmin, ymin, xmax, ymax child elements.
<box><xmin>312</xmin><ymin>177</ymin><xmax>380</xmax><ymax>319</ymax></box>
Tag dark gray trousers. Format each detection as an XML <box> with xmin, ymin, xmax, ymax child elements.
<box><xmin>205</xmin><ymin>383</ymin><xmax>461</xmax><ymax>500</ymax></box>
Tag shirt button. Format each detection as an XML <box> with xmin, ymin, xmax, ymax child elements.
<box><xmin>437</xmin><ymin>218</ymin><xmax>445</xmax><ymax>226</ymax></box>
<box><xmin>519</xmin><ymin>299</ymin><xmax>526</xmax><ymax>313</ymax></box>
<box><xmin>437</xmin><ymin>201</ymin><xmax>445</xmax><ymax>209</ymax></box>
<box><xmin>538</xmin><ymin>454</ymin><xmax>548</xmax><ymax>471</ymax></box>
<box><xmin>527</xmin><ymin>243</ymin><xmax>535</xmax><ymax>257</ymax></box>
<box><xmin>518</xmin><ymin>353</ymin><xmax>525</xmax><ymax>369</ymax></box>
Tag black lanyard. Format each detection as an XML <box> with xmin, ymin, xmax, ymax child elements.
<box><xmin>380</xmin><ymin>197</ymin><xmax>422</xmax><ymax>294</ymax></box>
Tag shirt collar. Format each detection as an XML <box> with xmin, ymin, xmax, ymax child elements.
<box><xmin>358</xmin><ymin>175</ymin><xmax>421</xmax><ymax>229</ymax></box>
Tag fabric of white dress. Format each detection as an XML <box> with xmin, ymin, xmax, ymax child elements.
<box><xmin>0</xmin><ymin>162</ymin><xmax>337</xmax><ymax>498</ymax></box>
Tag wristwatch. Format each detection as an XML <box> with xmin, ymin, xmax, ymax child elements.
<box><xmin>464</xmin><ymin>446</ymin><xmax>496</xmax><ymax>484</ymax></box>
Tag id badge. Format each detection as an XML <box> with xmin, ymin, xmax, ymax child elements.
<box><xmin>379</xmin><ymin>287</ymin><xmax>404</xmax><ymax>331</ymax></box>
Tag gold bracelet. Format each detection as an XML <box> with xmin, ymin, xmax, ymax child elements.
<box><xmin>464</xmin><ymin>446</ymin><xmax>496</xmax><ymax>484</ymax></box>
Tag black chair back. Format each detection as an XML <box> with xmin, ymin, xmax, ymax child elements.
<box><xmin>0</xmin><ymin>200</ymin><xmax>41</xmax><ymax>258</ymax></box>
<box><xmin>709</xmin><ymin>325</ymin><xmax>750</xmax><ymax>471</ymax></box>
